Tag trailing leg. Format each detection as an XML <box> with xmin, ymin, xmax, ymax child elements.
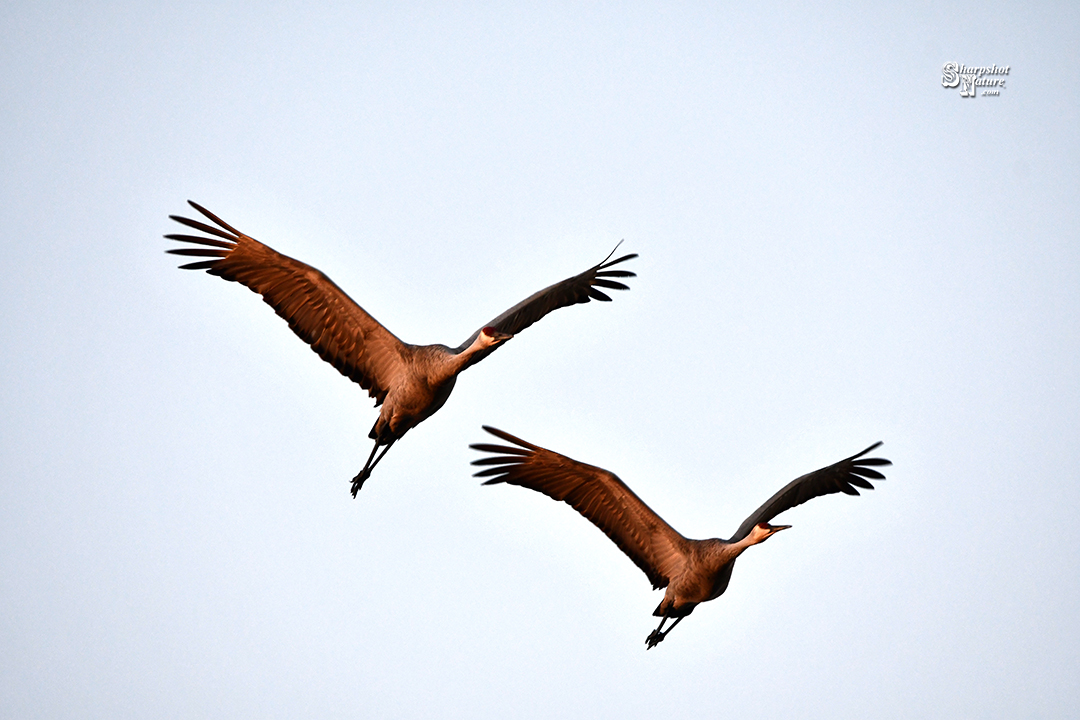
<box><xmin>645</xmin><ymin>615</ymin><xmax>683</xmax><ymax>649</ymax></box>
<box><xmin>351</xmin><ymin>439</ymin><xmax>396</xmax><ymax>497</ymax></box>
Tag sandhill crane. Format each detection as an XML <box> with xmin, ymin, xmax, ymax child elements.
<box><xmin>470</xmin><ymin>426</ymin><xmax>890</xmax><ymax>648</ymax></box>
<box><xmin>165</xmin><ymin>201</ymin><xmax>636</xmax><ymax>496</ymax></box>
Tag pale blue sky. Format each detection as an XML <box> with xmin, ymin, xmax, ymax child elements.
<box><xmin>2</xmin><ymin>2</ymin><xmax>1078</xmax><ymax>718</ymax></box>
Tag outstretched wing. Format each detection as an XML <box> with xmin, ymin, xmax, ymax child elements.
<box><xmin>166</xmin><ymin>201</ymin><xmax>408</xmax><ymax>405</ymax></box>
<box><xmin>471</xmin><ymin>426</ymin><xmax>688</xmax><ymax>590</ymax></box>
<box><xmin>732</xmin><ymin>442</ymin><xmax>891</xmax><ymax>542</ymax></box>
<box><xmin>453</xmin><ymin>244</ymin><xmax>636</xmax><ymax>369</ymax></box>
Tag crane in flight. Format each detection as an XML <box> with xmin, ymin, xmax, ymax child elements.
<box><xmin>470</xmin><ymin>426</ymin><xmax>890</xmax><ymax>648</ymax></box>
<box><xmin>166</xmin><ymin>202</ymin><xmax>636</xmax><ymax>496</ymax></box>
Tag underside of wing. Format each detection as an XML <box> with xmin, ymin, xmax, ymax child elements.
<box><xmin>470</xmin><ymin>426</ymin><xmax>687</xmax><ymax>590</ymax></box>
<box><xmin>453</xmin><ymin>244</ymin><xmax>637</xmax><ymax>368</ymax></box>
<box><xmin>732</xmin><ymin>442</ymin><xmax>892</xmax><ymax>542</ymax></box>
<box><xmin>166</xmin><ymin>201</ymin><xmax>408</xmax><ymax>404</ymax></box>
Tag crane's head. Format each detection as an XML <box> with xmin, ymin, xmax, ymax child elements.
<box><xmin>749</xmin><ymin>522</ymin><xmax>791</xmax><ymax>545</ymax></box>
<box><xmin>479</xmin><ymin>326</ymin><xmax>514</xmax><ymax>347</ymax></box>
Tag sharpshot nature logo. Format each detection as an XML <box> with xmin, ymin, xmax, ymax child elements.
<box><xmin>942</xmin><ymin>63</ymin><xmax>1009</xmax><ymax>98</ymax></box>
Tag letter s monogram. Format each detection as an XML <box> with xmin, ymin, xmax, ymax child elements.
<box><xmin>942</xmin><ymin>62</ymin><xmax>960</xmax><ymax>88</ymax></box>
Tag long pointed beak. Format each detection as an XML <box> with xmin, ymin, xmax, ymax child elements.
<box><xmin>770</xmin><ymin>524</ymin><xmax>792</xmax><ymax>533</ymax></box>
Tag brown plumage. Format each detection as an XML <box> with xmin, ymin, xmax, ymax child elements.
<box><xmin>165</xmin><ymin>201</ymin><xmax>636</xmax><ymax>496</ymax></box>
<box><xmin>470</xmin><ymin>426</ymin><xmax>890</xmax><ymax>648</ymax></box>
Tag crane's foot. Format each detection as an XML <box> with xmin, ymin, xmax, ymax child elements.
<box><xmin>350</xmin><ymin>439</ymin><xmax>395</xmax><ymax>497</ymax></box>
<box><xmin>350</xmin><ymin>469</ymin><xmax>370</xmax><ymax>498</ymax></box>
<box><xmin>645</xmin><ymin>615</ymin><xmax>681</xmax><ymax>649</ymax></box>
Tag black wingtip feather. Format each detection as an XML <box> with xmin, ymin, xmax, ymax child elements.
<box><xmin>164</xmin><ymin>233</ymin><xmax>235</xmax><ymax>249</ymax></box>
<box><xmin>168</xmin><ymin>214</ymin><xmax>236</xmax><ymax>241</ymax></box>
<box><xmin>177</xmin><ymin>260</ymin><xmax>221</xmax><ymax>270</ymax></box>
<box><xmin>474</xmin><ymin>466</ymin><xmax>513</xmax><ymax>479</ymax></box>
<box><xmin>591</xmin><ymin>279</ymin><xmax>630</xmax><ymax>291</ymax></box>
<box><xmin>469</xmin><ymin>443</ymin><xmax>530</xmax><ymax>456</ymax></box>
<box><xmin>471</xmin><ymin>456</ymin><xmax>521</xmax><ymax>466</ymax></box>
<box><xmin>186</xmin><ymin>200</ymin><xmax>245</xmax><ymax>237</ymax></box>
<box><xmin>480</xmin><ymin>426</ymin><xmax>540</xmax><ymax>450</ymax></box>
<box><xmin>167</xmin><ymin>248</ymin><xmax>228</xmax><ymax>257</ymax></box>
<box><xmin>602</xmin><ymin>252</ymin><xmax>638</xmax><ymax>268</ymax></box>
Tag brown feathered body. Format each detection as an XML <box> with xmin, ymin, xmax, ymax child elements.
<box><xmin>470</xmin><ymin>427</ymin><xmax>891</xmax><ymax>647</ymax></box>
<box><xmin>165</xmin><ymin>201</ymin><xmax>636</xmax><ymax>494</ymax></box>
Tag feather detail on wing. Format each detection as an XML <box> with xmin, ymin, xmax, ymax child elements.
<box><xmin>165</xmin><ymin>201</ymin><xmax>408</xmax><ymax>404</ymax></box>
<box><xmin>453</xmin><ymin>243</ymin><xmax>637</xmax><ymax>370</ymax></box>
<box><xmin>470</xmin><ymin>426</ymin><xmax>688</xmax><ymax>590</ymax></box>
<box><xmin>732</xmin><ymin>442</ymin><xmax>891</xmax><ymax>542</ymax></box>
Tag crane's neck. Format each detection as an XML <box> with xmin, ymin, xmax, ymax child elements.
<box><xmin>696</xmin><ymin>525</ymin><xmax>788</xmax><ymax>583</ymax></box>
<box><xmin>719</xmin><ymin>534</ymin><xmax>761</xmax><ymax>561</ymax></box>
<box><xmin>734</xmin><ymin>534</ymin><xmax>761</xmax><ymax>552</ymax></box>
<box><xmin>432</xmin><ymin>330</ymin><xmax>505</xmax><ymax>381</ymax></box>
<box><xmin>699</xmin><ymin>530</ymin><xmax>773</xmax><ymax>571</ymax></box>
<box><xmin>711</xmin><ymin>523</ymin><xmax>786</xmax><ymax>556</ymax></box>
<box><xmin>461</xmin><ymin>329</ymin><xmax>507</xmax><ymax>362</ymax></box>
